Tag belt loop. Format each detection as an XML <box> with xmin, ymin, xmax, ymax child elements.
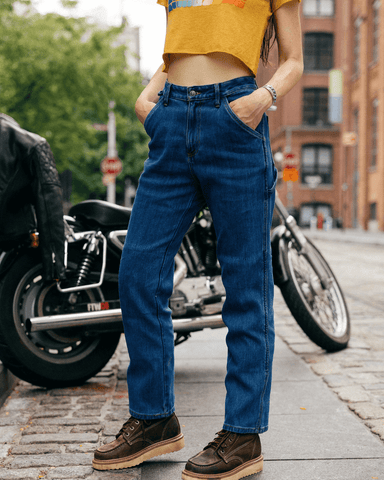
<box><xmin>214</xmin><ymin>83</ymin><xmax>220</xmax><ymax>108</ymax></box>
<box><xmin>163</xmin><ymin>81</ymin><xmax>171</xmax><ymax>106</ymax></box>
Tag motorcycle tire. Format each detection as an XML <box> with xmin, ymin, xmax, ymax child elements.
<box><xmin>279</xmin><ymin>236</ymin><xmax>350</xmax><ymax>352</ymax></box>
<box><xmin>0</xmin><ymin>250</ymin><xmax>121</xmax><ymax>388</ymax></box>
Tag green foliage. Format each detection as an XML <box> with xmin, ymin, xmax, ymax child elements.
<box><xmin>0</xmin><ymin>0</ymin><xmax>30</xmax><ymax>12</ymax></box>
<box><xmin>0</xmin><ymin>6</ymin><xmax>149</xmax><ymax>202</ymax></box>
<box><xmin>60</xmin><ymin>0</ymin><xmax>78</xmax><ymax>8</ymax></box>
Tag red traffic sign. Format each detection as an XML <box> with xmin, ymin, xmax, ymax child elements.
<box><xmin>284</xmin><ymin>153</ymin><xmax>299</xmax><ymax>168</ymax></box>
<box><xmin>101</xmin><ymin>156</ymin><xmax>122</xmax><ymax>177</ymax></box>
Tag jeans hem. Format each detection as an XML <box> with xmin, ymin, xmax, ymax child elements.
<box><xmin>223</xmin><ymin>423</ymin><xmax>268</xmax><ymax>434</ymax></box>
<box><xmin>129</xmin><ymin>407</ymin><xmax>175</xmax><ymax>420</ymax></box>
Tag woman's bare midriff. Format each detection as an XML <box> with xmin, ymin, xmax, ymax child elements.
<box><xmin>167</xmin><ymin>52</ymin><xmax>254</xmax><ymax>86</ymax></box>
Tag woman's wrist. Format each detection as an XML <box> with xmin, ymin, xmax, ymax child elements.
<box><xmin>252</xmin><ymin>88</ymin><xmax>273</xmax><ymax>110</ymax></box>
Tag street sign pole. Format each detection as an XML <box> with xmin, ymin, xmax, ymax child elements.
<box><xmin>107</xmin><ymin>101</ymin><xmax>117</xmax><ymax>204</ymax></box>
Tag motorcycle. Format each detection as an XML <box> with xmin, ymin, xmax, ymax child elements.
<box><xmin>0</xmin><ymin>193</ymin><xmax>350</xmax><ymax>388</ymax></box>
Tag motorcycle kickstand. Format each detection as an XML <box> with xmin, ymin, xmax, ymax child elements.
<box><xmin>174</xmin><ymin>333</ymin><xmax>191</xmax><ymax>346</ymax></box>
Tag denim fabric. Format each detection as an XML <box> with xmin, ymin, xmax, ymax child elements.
<box><xmin>119</xmin><ymin>76</ymin><xmax>277</xmax><ymax>434</ymax></box>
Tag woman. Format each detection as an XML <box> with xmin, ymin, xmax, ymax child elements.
<box><xmin>93</xmin><ymin>1</ymin><xmax>303</xmax><ymax>479</ymax></box>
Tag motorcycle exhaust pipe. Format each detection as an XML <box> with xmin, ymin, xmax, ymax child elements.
<box><xmin>26</xmin><ymin>310</ymin><xmax>224</xmax><ymax>334</ymax></box>
<box><xmin>26</xmin><ymin>253</ymin><xmax>224</xmax><ymax>333</ymax></box>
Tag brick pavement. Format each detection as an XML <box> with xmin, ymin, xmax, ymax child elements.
<box><xmin>0</xmin><ymin>338</ymin><xmax>138</xmax><ymax>480</ymax></box>
<box><xmin>0</xmin><ymin>237</ymin><xmax>383</xmax><ymax>479</ymax></box>
<box><xmin>274</xmin><ymin>237</ymin><xmax>384</xmax><ymax>443</ymax></box>
<box><xmin>274</xmin><ymin>292</ymin><xmax>384</xmax><ymax>442</ymax></box>
<box><xmin>1</xmin><ymin>282</ymin><xmax>383</xmax><ymax>479</ymax></box>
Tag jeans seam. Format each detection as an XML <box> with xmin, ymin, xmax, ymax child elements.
<box><xmin>154</xmin><ymin>190</ymin><xmax>198</xmax><ymax>413</ymax></box>
<box><xmin>223</xmin><ymin>423</ymin><xmax>269</xmax><ymax>434</ymax></box>
<box><xmin>223</xmin><ymin>85</ymin><xmax>257</xmax><ymax>97</ymax></box>
<box><xmin>129</xmin><ymin>407</ymin><xmax>175</xmax><ymax>419</ymax></box>
<box><xmin>255</xmin><ymin>139</ymin><xmax>272</xmax><ymax>432</ymax></box>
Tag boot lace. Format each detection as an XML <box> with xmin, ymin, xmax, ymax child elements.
<box><xmin>116</xmin><ymin>417</ymin><xmax>141</xmax><ymax>439</ymax></box>
<box><xmin>204</xmin><ymin>430</ymin><xmax>233</xmax><ymax>451</ymax></box>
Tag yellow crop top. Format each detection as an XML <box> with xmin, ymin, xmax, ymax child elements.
<box><xmin>157</xmin><ymin>0</ymin><xmax>301</xmax><ymax>77</ymax></box>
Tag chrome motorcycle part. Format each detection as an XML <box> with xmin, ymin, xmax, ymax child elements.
<box><xmin>174</xmin><ymin>254</ymin><xmax>188</xmax><ymax>289</ymax></box>
<box><xmin>274</xmin><ymin>194</ymin><xmax>332</xmax><ymax>290</ymax></box>
<box><xmin>108</xmin><ymin>230</ymin><xmax>128</xmax><ymax>251</ymax></box>
<box><xmin>170</xmin><ymin>290</ymin><xmax>189</xmax><ymax>317</ymax></box>
<box><xmin>0</xmin><ymin>252</ymin><xmax>121</xmax><ymax>387</ymax></box>
<box><xmin>280</xmin><ymin>237</ymin><xmax>350</xmax><ymax>352</ymax></box>
<box><xmin>57</xmin><ymin>231</ymin><xmax>107</xmax><ymax>293</ymax></box>
<box><xmin>27</xmin><ymin>309</ymin><xmax>225</xmax><ymax>334</ymax></box>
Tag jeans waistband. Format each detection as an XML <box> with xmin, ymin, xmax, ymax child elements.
<box><xmin>161</xmin><ymin>76</ymin><xmax>258</xmax><ymax>106</ymax></box>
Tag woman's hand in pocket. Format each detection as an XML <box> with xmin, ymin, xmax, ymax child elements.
<box><xmin>229</xmin><ymin>88</ymin><xmax>273</xmax><ymax>130</ymax></box>
<box><xmin>135</xmin><ymin>99</ymin><xmax>157</xmax><ymax>125</ymax></box>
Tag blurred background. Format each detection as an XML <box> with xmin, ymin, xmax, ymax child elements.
<box><xmin>1</xmin><ymin>0</ymin><xmax>383</xmax><ymax>232</ymax></box>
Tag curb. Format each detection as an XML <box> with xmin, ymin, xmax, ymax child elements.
<box><xmin>302</xmin><ymin>229</ymin><xmax>384</xmax><ymax>247</ymax></box>
<box><xmin>0</xmin><ymin>362</ymin><xmax>18</xmax><ymax>408</ymax></box>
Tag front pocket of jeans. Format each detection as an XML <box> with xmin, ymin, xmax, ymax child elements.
<box><xmin>143</xmin><ymin>99</ymin><xmax>163</xmax><ymax>134</ymax></box>
<box><xmin>224</xmin><ymin>96</ymin><xmax>264</xmax><ymax>140</ymax></box>
<box><xmin>268</xmin><ymin>164</ymin><xmax>278</xmax><ymax>194</ymax></box>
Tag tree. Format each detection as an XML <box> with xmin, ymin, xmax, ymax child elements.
<box><xmin>0</xmin><ymin>4</ymin><xmax>149</xmax><ymax>203</ymax></box>
<box><xmin>0</xmin><ymin>0</ymin><xmax>31</xmax><ymax>12</ymax></box>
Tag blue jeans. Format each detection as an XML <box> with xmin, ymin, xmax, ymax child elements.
<box><xmin>119</xmin><ymin>76</ymin><xmax>277</xmax><ymax>434</ymax></box>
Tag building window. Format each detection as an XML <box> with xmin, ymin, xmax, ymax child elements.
<box><xmin>303</xmin><ymin>0</ymin><xmax>334</xmax><ymax>16</ymax></box>
<box><xmin>303</xmin><ymin>88</ymin><xmax>329</xmax><ymax>126</ymax></box>
<box><xmin>371</xmin><ymin>98</ymin><xmax>378</xmax><ymax>167</ymax></box>
<box><xmin>299</xmin><ymin>203</ymin><xmax>333</xmax><ymax>227</ymax></box>
<box><xmin>354</xmin><ymin>18</ymin><xmax>362</xmax><ymax>76</ymax></box>
<box><xmin>372</xmin><ymin>0</ymin><xmax>380</xmax><ymax>64</ymax></box>
<box><xmin>301</xmin><ymin>144</ymin><xmax>333</xmax><ymax>185</ymax></box>
<box><xmin>370</xmin><ymin>202</ymin><xmax>377</xmax><ymax>220</ymax></box>
<box><xmin>304</xmin><ymin>33</ymin><xmax>334</xmax><ymax>71</ymax></box>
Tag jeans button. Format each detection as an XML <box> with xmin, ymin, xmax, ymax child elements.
<box><xmin>190</xmin><ymin>90</ymin><xmax>197</xmax><ymax>96</ymax></box>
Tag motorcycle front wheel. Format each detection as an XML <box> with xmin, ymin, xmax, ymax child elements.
<box><xmin>0</xmin><ymin>251</ymin><xmax>121</xmax><ymax>388</ymax></box>
<box><xmin>279</xmin><ymin>236</ymin><xmax>350</xmax><ymax>352</ymax></box>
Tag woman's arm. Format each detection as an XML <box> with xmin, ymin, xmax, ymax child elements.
<box><xmin>229</xmin><ymin>0</ymin><xmax>303</xmax><ymax>129</ymax></box>
<box><xmin>267</xmin><ymin>0</ymin><xmax>304</xmax><ymax>98</ymax></box>
<box><xmin>135</xmin><ymin>9</ymin><xmax>168</xmax><ymax>125</ymax></box>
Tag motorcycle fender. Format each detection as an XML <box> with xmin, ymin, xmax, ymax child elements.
<box><xmin>0</xmin><ymin>247</ymin><xmax>36</xmax><ymax>281</ymax></box>
<box><xmin>271</xmin><ymin>225</ymin><xmax>289</xmax><ymax>286</ymax></box>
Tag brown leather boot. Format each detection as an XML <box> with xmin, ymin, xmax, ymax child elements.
<box><xmin>182</xmin><ymin>429</ymin><xmax>263</xmax><ymax>480</ymax></box>
<box><xmin>93</xmin><ymin>413</ymin><xmax>184</xmax><ymax>470</ymax></box>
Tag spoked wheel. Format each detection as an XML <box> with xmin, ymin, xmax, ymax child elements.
<box><xmin>0</xmin><ymin>252</ymin><xmax>121</xmax><ymax>387</ymax></box>
<box><xmin>279</xmin><ymin>237</ymin><xmax>350</xmax><ymax>352</ymax></box>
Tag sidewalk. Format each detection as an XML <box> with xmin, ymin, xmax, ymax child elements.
<box><xmin>1</xmin><ymin>319</ymin><xmax>384</xmax><ymax>480</ymax></box>
<box><xmin>303</xmin><ymin>226</ymin><xmax>384</xmax><ymax>246</ymax></box>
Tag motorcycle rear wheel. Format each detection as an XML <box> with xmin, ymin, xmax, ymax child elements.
<box><xmin>279</xmin><ymin>237</ymin><xmax>350</xmax><ymax>352</ymax></box>
<box><xmin>0</xmin><ymin>251</ymin><xmax>121</xmax><ymax>388</ymax></box>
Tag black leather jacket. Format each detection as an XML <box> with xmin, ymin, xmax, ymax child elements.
<box><xmin>0</xmin><ymin>114</ymin><xmax>65</xmax><ymax>281</ymax></box>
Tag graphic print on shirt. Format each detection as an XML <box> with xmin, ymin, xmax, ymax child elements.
<box><xmin>168</xmin><ymin>0</ymin><xmax>247</xmax><ymax>13</ymax></box>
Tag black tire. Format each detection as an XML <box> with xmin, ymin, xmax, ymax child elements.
<box><xmin>279</xmin><ymin>236</ymin><xmax>350</xmax><ymax>352</ymax></box>
<box><xmin>0</xmin><ymin>251</ymin><xmax>121</xmax><ymax>388</ymax></box>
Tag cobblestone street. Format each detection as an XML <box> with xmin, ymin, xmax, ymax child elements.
<box><xmin>274</xmin><ymin>236</ymin><xmax>384</xmax><ymax>442</ymax></box>
<box><xmin>0</xmin><ymin>234</ymin><xmax>383</xmax><ymax>479</ymax></box>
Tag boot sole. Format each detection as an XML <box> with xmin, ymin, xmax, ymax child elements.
<box><xmin>92</xmin><ymin>433</ymin><xmax>184</xmax><ymax>470</ymax></box>
<box><xmin>181</xmin><ymin>455</ymin><xmax>263</xmax><ymax>480</ymax></box>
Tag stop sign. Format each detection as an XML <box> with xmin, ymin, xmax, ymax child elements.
<box><xmin>284</xmin><ymin>153</ymin><xmax>298</xmax><ymax>168</ymax></box>
<box><xmin>100</xmin><ymin>156</ymin><xmax>123</xmax><ymax>176</ymax></box>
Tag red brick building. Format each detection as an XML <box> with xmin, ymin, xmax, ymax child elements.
<box><xmin>257</xmin><ymin>0</ymin><xmax>384</xmax><ymax>231</ymax></box>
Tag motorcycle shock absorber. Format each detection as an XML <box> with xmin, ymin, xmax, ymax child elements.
<box><xmin>72</xmin><ymin>233</ymin><xmax>100</xmax><ymax>288</ymax></box>
<box><xmin>205</xmin><ymin>239</ymin><xmax>217</xmax><ymax>270</ymax></box>
<box><xmin>184</xmin><ymin>235</ymin><xmax>205</xmax><ymax>274</ymax></box>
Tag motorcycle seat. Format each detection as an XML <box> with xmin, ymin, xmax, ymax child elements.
<box><xmin>69</xmin><ymin>200</ymin><xmax>131</xmax><ymax>228</ymax></box>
